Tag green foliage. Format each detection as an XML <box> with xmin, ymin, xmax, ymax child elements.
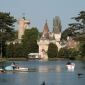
<box><xmin>58</xmin><ymin>47</ymin><xmax>79</xmax><ymax>60</ymax></box>
<box><xmin>21</xmin><ymin>27</ymin><xmax>39</xmax><ymax>58</ymax></box>
<box><xmin>53</xmin><ymin>16</ymin><xmax>62</xmax><ymax>32</ymax></box>
<box><xmin>58</xmin><ymin>47</ymin><xmax>71</xmax><ymax>59</ymax></box>
<box><xmin>61</xmin><ymin>28</ymin><xmax>73</xmax><ymax>40</ymax></box>
<box><xmin>0</xmin><ymin>12</ymin><xmax>17</xmax><ymax>42</ymax></box>
<box><xmin>14</xmin><ymin>43</ymin><xmax>23</xmax><ymax>57</ymax></box>
<box><xmin>67</xmin><ymin>11</ymin><xmax>85</xmax><ymax>41</ymax></box>
<box><xmin>6</xmin><ymin>43</ymin><xmax>23</xmax><ymax>58</ymax></box>
<box><xmin>75</xmin><ymin>55</ymin><xmax>81</xmax><ymax>60</ymax></box>
<box><xmin>69</xmin><ymin>48</ymin><xmax>78</xmax><ymax>60</ymax></box>
<box><xmin>0</xmin><ymin>12</ymin><xmax>16</xmax><ymax>58</ymax></box>
<box><xmin>47</xmin><ymin>43</ymin><xmax>58</xmax><ymax>58</ymax></box>
<box><xmin>2</xmin><ymin>42</ymin><xmax>6</xmax><ymax>57</ymax></box>
<box><xmin>7</xmin><ymin>43</ymin><xmax>14</xmax><ymax>58</ymax></box>
<box><xmin>13</xmin><ymin>30</ymin><xmax>18</xmax><ymax>39</ymax></box>
<box><xmin>61</xmin><ymin>11</ymin><xmax>85</xmax><ymax>41</ymax></box>
<box><xmin>81</xmin><ymin>44</ymin><xmax>85</xmax><ymax>59</ymax></box>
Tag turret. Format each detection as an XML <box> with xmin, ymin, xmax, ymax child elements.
<box><xmin>17</xmin><ymin>13</ymin><xmax>30</xmax><ymax>39</ymax></box>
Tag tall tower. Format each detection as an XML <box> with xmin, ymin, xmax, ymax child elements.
<box><xmin>17</xmin><ymin>14</ymin><xmax>30</xmax><ymax>39</ymax></box>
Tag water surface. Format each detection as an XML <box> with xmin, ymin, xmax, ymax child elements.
<box><xmin>0</xmin><ymin>60</ymin><xmax>85</xmax><ymax>85</ymax></box>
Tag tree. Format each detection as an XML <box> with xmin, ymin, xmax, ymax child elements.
<box><xmin>81</xmin><ymin>44</ymin><xmax>85</xmax><ymax>59</ymax></box>
<box><xmin>58</xmin><ymin>47</ymin><xmax>71</xmax><ymax>59</ymax></box>
<box><xmin>67</xmin><ymin>11</ymin><xmax>85</xmax><ymax>41</ymax></box>
<box><xmin>47</xmin><ymin>43</ymin><xmax>58</xmax><ymax>58</ymax></box>
<box><xmin>0</xmin><ymin>12</ymin><xmax>16</xmax><ymax>58</ymax></box>
<box><xmin>14</xmin><ymin>43</ymin><xmax>23</xmax><ymax>58</ymax></box>
<box><xmin>61</xmin><ymin>28</ymin><xmax>73</xmax><ymax>40</ymax></box>
<box><xmin>8</xmin><ymin>43</ymin><xmax>14</xmax><ymax>58</ymax></box>
<box><xmin>21</xmin><ymin>27</ymin><xmax>39</xmax><ymax>58</ymax></box>
<box><xmin>53</xmin><ymin>16</ymin><xmax>62</xmax><ymax>32</ymax></box>
<box><xmin>69</xmin><ymin>48</ymin><xmax>78</xmax><ymax>60</ymax></box>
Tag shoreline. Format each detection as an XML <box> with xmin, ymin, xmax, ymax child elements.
<box><xmin>0</xmin><ymin>58</ymin><xmax>28</xmax><ymax>63</ymax></box>
<box><xmin>0</xmin><ymin>58</ymin><xmax>84</xmax><ymax>63</ymax></box>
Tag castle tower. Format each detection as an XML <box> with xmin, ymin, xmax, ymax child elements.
<box><xmin>37</xmin><ymin>22</ymin><xmax>62</xmax><ymax>59</ymax></box>
<box><xmin>37</xmin><ymin>22</ymin><xmax>50</xmax><ymax>59</ymax></box>
<box><xmin>17</xmin><ymin>14</ymin><xmax>30</xmax><ymax>39</ymax></box>
<box><xmin>37</xmin><ymin>22</ymin><xmax>55</xmax><ymax>59</ymax></box>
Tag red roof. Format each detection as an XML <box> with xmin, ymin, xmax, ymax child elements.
<box><xmin>41</xmin><ymin>22</ymin><xmax>50</xmax><ymax>38</ymax></box>
<box><xmin>43</xmin><ymin>22</ymin><xmax>49</xmax><ymax>31</ymax></box>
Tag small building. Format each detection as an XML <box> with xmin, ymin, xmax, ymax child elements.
<box><xmin>6</xmin><ymin>39</ymin><xmax>21</xmax><ymax>45</ymax></box>
<box><xmin>66</xmin><ymin>38</ymin><xmax>78</xmax><ymax>48</ymax></box>
<box><xmin>28</xmin><ymin>53</ymin><xmax>41</xmax><ymax>59</ymax></box>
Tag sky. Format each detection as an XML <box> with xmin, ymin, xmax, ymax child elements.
<box><xmin>0</xmin><ymin>0</ymin><xmax>85</xmax><ymax>32</ymax></box>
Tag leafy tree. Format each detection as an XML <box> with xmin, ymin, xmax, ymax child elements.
<box><xmin>61</xmin><ymin>28</ymin><xmax>73</xmax><ymax>40</ymax></box>
<box><xmin>67</xmin><ymin>11</ymin><xmax>85</xmax><ymax>41</ymax></box>
<box><xmin>13</xmin><ymin>30</ymin><xmax>18</xmax><ymax>39</ymax></box>
<box><xmin>6</xmin><ymin>44</ymin><xmax>10</xmax><ymax>58</ymax></box>
<box><xmin>14</xmin><ymin>43</ymin><xmax>23</xmax><ymax>57</ymax></box>
<box><xmin>21</xmin><ymin>27</ymin><xmax>39</xmax><ymax>58</ymax></box>
<box><xmin>81</xmin><ymin>44</ymin><xmax>85</xmax><ymax>59</ymax></box>
<box><xmin>29</xmin><ymin>38</ymin><xmax>38</xmax><ymax>53</ymax></box>
<box><xmin>58</xmin><ymin>47</ymin><xmax>71</xmax><ymax>59</ymax></box>
<box><xmin>0</xmin><ymin>12</ymin><xmax>16</xmax><ymax>58</ymax></box>
<box><xmin>8</xmin><ymin>43</ymin><xmax>14</xmax><ymax>58</ymax></box>
<box><xmin>47</xmin><ymin>43</ymin><xmax>58</xmax><ymax>58</ymax></box>
<box><xmin>6</xmin><ymin>43</ymin><xmax>23</xmax><ymax>58</ymax></box>
<box><xmin>69</xmin><ymin>48</ymin><xmax>78</xmax><ymax>60</ymax></box>
<box><xmin>53</xmin><ymin>16</ymin><xmax>62</xmax><ymax>32</ymax></box>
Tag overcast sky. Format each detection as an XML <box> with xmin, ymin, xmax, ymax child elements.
<box><xmin>0</xmin><ymin>0</ymin><xmax>85</xmax><ymax>32</ymax></box>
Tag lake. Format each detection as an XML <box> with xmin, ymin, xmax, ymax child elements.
<box><xmin>0</xmin><ymin>60</ymin><xmax>85</xmax><ymax>85</ymax></box>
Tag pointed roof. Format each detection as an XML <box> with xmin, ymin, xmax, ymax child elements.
<box><xmin>43</xmin><ymin>22</ymin><xmax>49</xmax><ymax>32</ymax></box>
<box><xmin>41</xmin><ymin>22</ymin><xmax>49</xmax><ymax>38</ymax></box>
<box><xmin>53</xmin><ymin>22</ymin><xmax>60</xmax><ymax>33</ymax></box>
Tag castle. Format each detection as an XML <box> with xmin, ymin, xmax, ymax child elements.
<box><xmin>37</xmin><ymin>22</ymin><xmax>66</xmax><ymax>59</ymax></box>
<box><xmin>6</xmin><ymin>15</ymin><xmax>78</xmax><ymax>59</ymax></box>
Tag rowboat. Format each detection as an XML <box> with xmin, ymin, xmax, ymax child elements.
<box><xmin>0</xmin><ymin>67</ymin><xmax>29</xmax><ymax>72</ymax></box>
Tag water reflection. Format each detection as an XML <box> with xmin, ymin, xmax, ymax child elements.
<box><xmin>38</xmin><ymin>65</ymin><xmax>62</xmax><ymax>72</ymax></box>
<box><xmin>38</xmin><ymin>66</ymin><xmax>48</xmax><ymax>72</ymax></box>
<box><xmin>55</xmin><ymin>66</ymin><xmax>61</xmax><ymax>71</ymax></box>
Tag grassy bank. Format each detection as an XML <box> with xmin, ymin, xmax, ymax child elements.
<box><xmin>48</xmin><ymin>57</ymin><xmax>69</xmax><ymax>61</ymax></box>
<box><xmin>0</xmin><ymin>58</ymin><xmax>9</xmax><ymax>62</ymax></box>
<box><xmin>0</xmin><ymin>58</ymin><xmax>28</xmax><ymax>62</ymax></box>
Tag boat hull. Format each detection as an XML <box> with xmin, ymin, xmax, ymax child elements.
<box><xmin>66</xmin><ymin>65</ymin><xmax>75</xmax><ymax>69</ymax></box>
<box><xmin>0</xmin><ymin>68</ymin><xmax>29</xmax><ymax>72</ymax></box>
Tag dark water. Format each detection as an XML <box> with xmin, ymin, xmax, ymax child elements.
<box><xmin>0</xmin><ymin>60</ymin><xmax>85</xmax><ymax>85</ymax></box>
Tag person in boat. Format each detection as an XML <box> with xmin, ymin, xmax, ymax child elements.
<box><xmin>5</xmin><ymin>62</ymin><xmax>15</xmax><ymax>70</ymax></box>
<box><xmin>15</xmin><ymin>63</ymin><xmax>19</xmax><ymax>69</ymax></box>
<box><xmin>10</xmin><ymin>62</ymin><xmax>15</xmax><ymax>67</ymax></box>
<box><xmin>67</xmin><ymin>62</ymin><xmax>71</xmax><ymax>65</ymax></box>
<box><xmin>71</xmin><ymin>61</ymin><xmax>75</xmax><ymax>66</ymax></box>
<box><xmin>10</xmin><ymin>62</ymin><xmax>15</xmax><ymax>69</ymax></box>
